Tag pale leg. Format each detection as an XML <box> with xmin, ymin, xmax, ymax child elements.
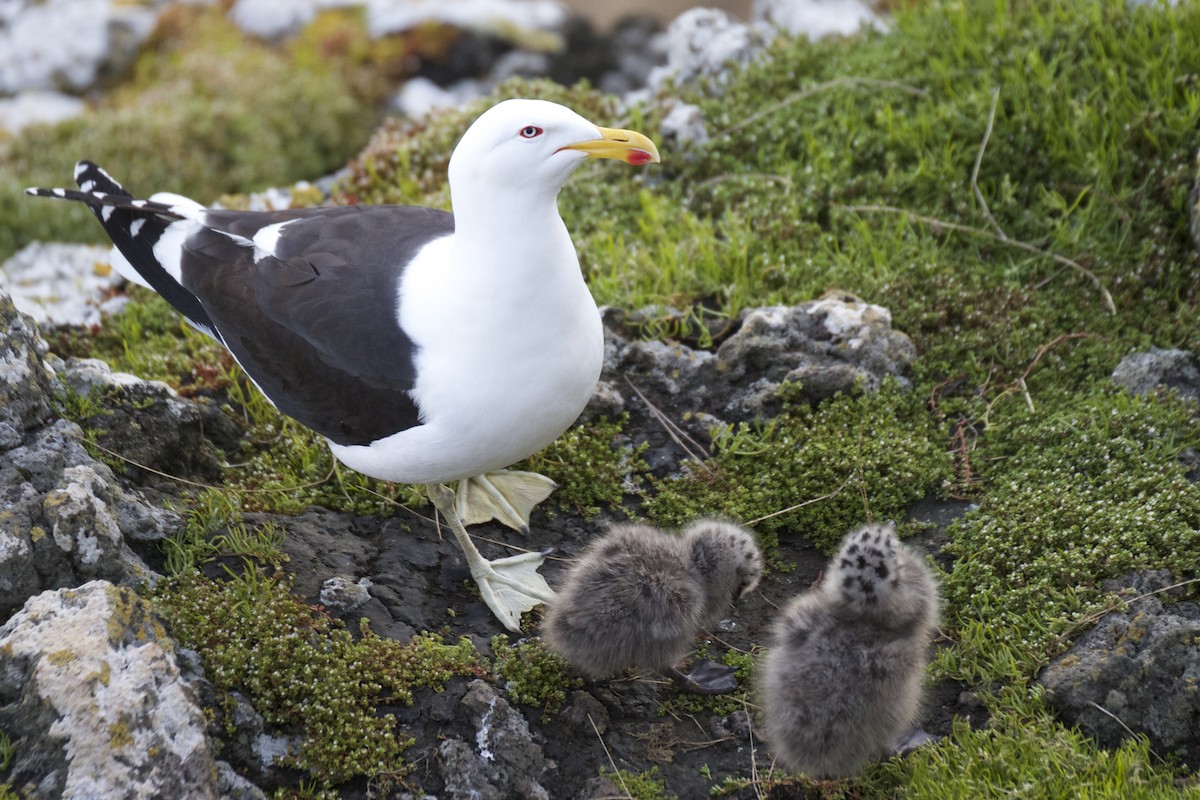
<box><xmin>455</xmin><ymin>469</ymin><xmax>557</xmax><ymax>532</ymax></box>
<box><xmin>428</xmin><ymin>482</ymin><xmax>556</xmax><ymax>632</ymax></box>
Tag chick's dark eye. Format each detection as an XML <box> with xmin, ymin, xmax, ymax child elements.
<box><xmin>519</xmin><ymin>125</ymin><xmax>543</xmax><ymax>139</ymax></box>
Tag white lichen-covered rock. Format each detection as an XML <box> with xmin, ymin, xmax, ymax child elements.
<box><xmin>1</xmin><ymin>242</ymin><xmax>127</xmax><ymax>328</ymax></box>
<box><xmin>752</xmin><ymin>0</ymin><xmax>884</xmax><ymax>40</ymax></box>
<box><xmin>366</xmin><ymin>0</ymin><xmax>567</xmax><ymax>42</ymax></box>
<box><xmin>0</xmin><ymin>89</ymin><xmax>85</xmax><ymax>133</ymax></box>
<box><xmin>645</xmin><ymin>8</ymin><xmax>769</xmax><ymax>95</ymax></box>
<box><xmin>319</xmin><ymin>575</ymin><xmax>373</xmax><ymax>613</ymax></box>
<box><xmin>598</xmin><ymin>296</ymin><xmax>917</xmax><ymax>435</ymax></box>
<box><xmin>660</xmin><ymin>101</ymin><xmax>708</xmax><ymax>145</ymax></box>
<box><xmin>232</xmin><ymin>0</ymin><xmax>567</xmax><ymax>45</ymax></box>
<box><xmin>0</xmin><ymin>581</ymin><xmax>220</xmax><ymax>799</ymax></box>
<box><xmin>0</xmin><ymin>0</ymin><xmax>167</xmax><ymax>95</ymax></box>
<box><xmin>391</xmin><ymin>75</ymin><xmax>483</xmax><ymax>118</ymax></box>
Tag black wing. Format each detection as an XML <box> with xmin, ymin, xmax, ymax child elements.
<box><xmin>182</xmin><ymin>204</ymin><xmax>455</xmax><ymax>446</ymax></box>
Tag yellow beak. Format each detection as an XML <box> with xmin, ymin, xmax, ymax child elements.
<box><xmin>559</xmin><ymin>126</ymin><xmax>661</xmax><ymax>166</ymax></box>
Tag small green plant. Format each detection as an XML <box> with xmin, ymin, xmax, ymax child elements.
<box><xmin>162</xmin><ymin>489</ymin><xmax>286</xmax><ymax>574</ymax></box>
<box><xmin>0</xmin><ymin>729</ymin><xmax>14</xmax><ymax>771</ymax></box>
<box><xmin>600</xmin><ymin>766</ymin><xmax>678</xmax><ymax>800</ymax></box>
<box><xmin>646</xmin><ymin>379</ymin><xmax>953</xmax><ymax>554</ymax></box>
<box><xmin>490</xmin><ymin>634</ymin><xmax>582</xmax><ymax>712</ymax></box>
<box><xmin>151</xmin><ymin>569</ymin><xmax>481</xmax><ymax>788</ymax></box>
<box><xmin>518</xmin><ymin>414</ymin><xmax>649</xmax><ymax>518</ymax></box>
<box><xmin>865</xmin><ymin>688</ymin><xmax>1198</xmax><ymax>798</ymax></box>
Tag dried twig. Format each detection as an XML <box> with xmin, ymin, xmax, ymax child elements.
<box><xmin>971</xmin><ymin>86</ymin><xmax>1007</xmax><ymax>239</ymax></box>
<box><xmin>623</xmin><ymin>376</ymin><xmax>713</xmax><ymax>474</ymax></box>
<box><xmin>840</xmin><ymin>204</ymin><xmax>1117</xmax><ymax>315</ymax></box>
<box><xmin>89</xmin><ymin>440</ymin><xmax>337</xmax><ymax>494</ymax></box>
<box><xmin>589</xmin><ymin>713</ymin><xmax>634</xmax><ymax>800</ymax></box>
<box><xmin>1054</xmin><ymin>576</ymin><xmax>1200</xmax><ymax>646</ymax></box>
<box><xmin>980</xmin><ymin>332</ymin><xmax>1103</xmax><ymax>419</ymax></box>
<box><xmin>744</xmin><ymin>472</ymin><xmax>853</xmax><ymax>527</ymax></box>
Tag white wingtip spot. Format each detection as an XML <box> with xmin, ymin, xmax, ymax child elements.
<box><xmin>52</xmin><ymin>188</ymin><xmax>65</xmax><ymax>197</ymax></box>
<box><xmin>23</xmin><ymin>187</ymin><xmax>37</xmax><ymax>195</ymax></box>
<box><xmin>148</xmin><ymin>191</ymin><xmax>206</xmax><ymax>220</ymax></box>
<box><xmin>101</xmin><ymin>205</ymin><xmax>115</xmax><ymax>222</ymax></box>
<box><xmin>129</xmin><ymin>218</ymin><xmax>145</xmax><ymax>238</ymax></box>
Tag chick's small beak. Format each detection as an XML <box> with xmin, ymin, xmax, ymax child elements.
<box><xmin>560</xmin><ymin>126</ymin><xmax>661</xmax><ymax>165</ymax></box>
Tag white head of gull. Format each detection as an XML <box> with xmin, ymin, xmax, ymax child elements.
<box><xmin>27</xmin><ymin>98</ymin><xmax>660</xmax><ymax>631</ymax></box>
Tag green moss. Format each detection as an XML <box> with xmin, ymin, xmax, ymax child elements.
<box><xmin>490</xmin><ymin>634</ymin><xmax>582</xmax><ymax>712</ymax></box>
<box><xmin>150</xmin><ymin>569</ymin><xmax>481</xmax><ymax>788</ymax></box>
<box><xmin>517</xmin><ymin>415</ymin><xmax>648</xmax><ymax>518</ymax></box>
<box><xmin>865</xmin><ymin>689</ymin><xmax>1200</xmax><ymax>799</ymax></box>
<box><xmin>645</xmin><ymin>379</ymin><xmax>953</xmax><ymax>554</ymax></box>
<box><xmin>0</xmin><ymin>729</ymin><xmax>15</xmax><ymax>800</ymax></box>
<box><xmin>218</xmin><ymin>377</ymin><xmax>427</xmax><ymax>517</ymax></box>
<box><xmin>934</xmin><ymin>387</ymin><xmax>1200</xmax><ymax>684</ymax></box>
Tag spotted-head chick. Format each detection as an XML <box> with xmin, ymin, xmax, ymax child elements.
<box><xmin>758</xmin><ymin>523</ymin><xmax>940</xmax><ymax>778</ymax></box>
<box><xmin>542</xmin><ymin>519</ymin><xmax>762</xmax><ymax>691</ymax></box>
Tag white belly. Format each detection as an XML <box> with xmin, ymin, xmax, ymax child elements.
<box><xmin>327</xmin><ymin>234</ymin><xmax>604</xmax><ymax>484</ymax></box>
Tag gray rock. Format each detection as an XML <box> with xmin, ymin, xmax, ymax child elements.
<box><xmin>1038</xmin><ymin>570</ymin><xmax>1200</xmax><ymax>766</ymax></box>
<box><xmin>216</xmin><ymin>761</ymin><xmax>268</xmax><ymax>800</ymax></box>
<box><xmin>0</xmin><ymin>418</ymin><xmax>180</xmax><ymax>618</ymax></box>
<box><xmin>0</xmin><ymin>290</ymin><xmax>55</xmax><ymax>448</ymax></box>
<box><xmin>559</xmin><ymin>689</ymin><xmax>608</xmax><ymax>736</ymax></box>
<box><xmin>1111</xmin><ymin>347</ymin><xmax>1200</xmax><ymax>403</ymax></box>
<box><xmin>438</xmin><ymin>679</ymin><xmax>550</xmax><ymax>799</ymax></box>
<box><xmin>598</xmin><ymin>16</ymin><xmax>665</xmax><ymax>97</ymax></box>
<box><xmin>0</xmin><ymin>581</ymin><xmax>219</xmax><ymax>799</ymax></box>
<box><xmin>58</xmin><ymin>356</ymin><xmax>240</xmax><ymax>482</ymax></box>
<box><xmin>319</xmin><ymin>575</ymin><xmax>373</xmax><ymax>613</ymax></box>
<box><xmin>600</xmin><ymin>297</ymin><xmax>916</xmax><ymax>439</ymax></box>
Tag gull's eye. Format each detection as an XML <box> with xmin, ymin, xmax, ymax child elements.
<box><xmin>519</xmin><ymin>125</ymin><xmax>543</xmax><ymax>139</ymax></box>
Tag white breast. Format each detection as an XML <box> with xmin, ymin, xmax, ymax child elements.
<box><xmin>326</xmin><ymin>229</ymin><xmax>604</xmax><ymax>484</ymax></box>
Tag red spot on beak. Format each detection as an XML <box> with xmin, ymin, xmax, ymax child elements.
<box><xmin>627</xmin><ymin>150</ymin><xmax>654</xmax><ymax>166</ymax></box>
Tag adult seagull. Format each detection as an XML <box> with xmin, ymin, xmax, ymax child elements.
<box><xmin>27</xmin><ymin>98</ymin><xmax>660</xmax><ymax>631</ymax></box>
